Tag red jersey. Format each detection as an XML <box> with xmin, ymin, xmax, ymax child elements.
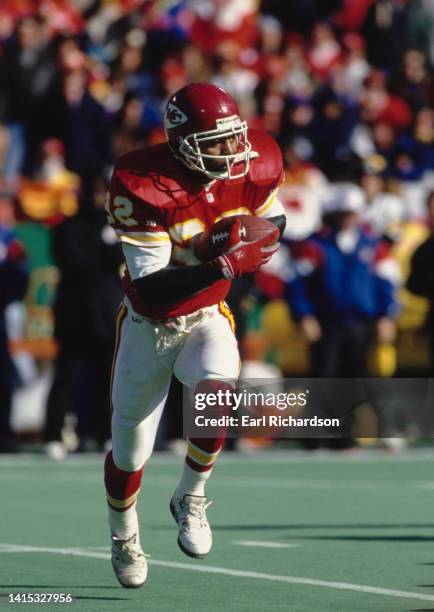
<box><xmin>107</xmin><ymin>129</ymin><xmax>283</xmax><ymax>319</ymax></box>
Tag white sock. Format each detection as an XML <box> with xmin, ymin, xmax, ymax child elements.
<box><xmin>108</xmin><ymin>503</ymin><xmax>139</xmax><ymax>540</ymax></box>
<box><xmin>176</xmin><ymin>463</ymin><xmax>213</xmax><ymax>498</ymax></box>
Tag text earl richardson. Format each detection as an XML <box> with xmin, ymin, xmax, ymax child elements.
<box><xmin>194</xmin><ymin>415</ymin><xmax>341</xmax><ymax>428</ymax></box>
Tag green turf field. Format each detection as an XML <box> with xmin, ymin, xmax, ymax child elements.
<box><xmin>1</xmin><ymin>450</ymin><xmax>434</xmax><ymax>611</ymax></box>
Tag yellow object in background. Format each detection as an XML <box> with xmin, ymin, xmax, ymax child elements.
<box><xmin>19</xmin><ymin>179</ymin><xmax>79</xmax><ymax>221</ymax></box>
<box><xmin>369</xmin><ymin>342</ymin><xmax>397</xmax><ymax>377</ymax></box>
<box><xmin>261</xmin><ymin>300</ymin><xmax>309</xmax><ymax>374</ymax></box>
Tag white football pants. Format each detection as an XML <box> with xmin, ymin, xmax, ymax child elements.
<box><xmin>110</xmin><ymin>299</ymin><xmax>240</xmax><ymax>471</ymax></box>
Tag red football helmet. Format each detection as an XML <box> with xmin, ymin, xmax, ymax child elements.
<box><xmin>164</xmin><ymin>83</ymin><xmax>252</xmax><ymax>180</ymax></box>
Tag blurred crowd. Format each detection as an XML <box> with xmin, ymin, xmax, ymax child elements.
<box><xmin>1</xmin><ymin>0</ymin><xmax>434</xmax><ymax>454</ymax></box>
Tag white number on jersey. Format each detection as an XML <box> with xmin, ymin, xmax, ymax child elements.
<box><xmin>105</xmin><ymin>194</ymin><xmax>138</xmax><ymax>227</ymax></box>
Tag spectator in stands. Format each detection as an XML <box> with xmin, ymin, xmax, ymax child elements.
<box><xmin>44</xmin><ymin>177</ymin><xmax>123</xmax><ymax>459</ymax></box>
<box><xmin>0</xmin><ymin>192</ymin><xmax>28</xmax><ymax>453</ymax></box>
<box><xmin>401</xmin><ymin>0</ymin><xmax>432</xmax><ymax>62</ymax></box>
<box><xmin>371</xmin><ymin>121</ymin><xmax>398</xmax><ymax>174</ymax></box>
<box><xmin>360</xmin><ymin>69</ymin><xmax>413</xmax><ymax>131</ymax></box>
<box><xmin>333</xmin><ymin>0</ymin><xmax>374</xmax><ymax>32</ymax></box>
<box><xmin>277</xmin><ymin>137</ymin><xmax>326</xmax><ymax>240</ymax></box>
<box><xmin>110</xmin><ymin>93</ymin><xmax>148</xmax><ymax>161</ymax></box>
<box><xmin>55</xmin><ymin>66</ymin><xmax>112</xmax><ymax>183</ymax></box>
<box><xmin>109</xmin><ymin>32</ymin><xmax>149</xmax><ymax>100</ymax></box>
<box><xmin>282</xmin><ymin>98</ymin><xmax>315</xmax><ymax>153</ymax></box>
<box><xmin>182</xmin><ymin>44</ymin><xmax>210</xmax><ymax>84</ymax></box>
<box><xmin>392</xmin><ymin>131</ymin><xmax>430</xmax><ymax>181</ymax></box>
<box><xmin>262</xmin><ymin>0</ymin><xmax>342</xmax><ymax>36</ymax></box>
<box><xmin>1</xmin><ymin>14</ymin><xmax>58</xmax><ymax>173</ymax></box>
<box><xmin>285</xmin><ymin>185</ymin><xmax>400</xmax><ymax>377</ymax></box>
<box><xmin>359</xmin><ymin>155</ymin><xmax>405</xmax><ymax>238</ymax></box>
<box><xmin>341</xmin><ymin>32</ymin><xmax>370</xmax><ymax>95</ymax></box>
<box><xmin>190</xmin><ymin>0</ymin><xmax>259</xmax><ymax>55</ymax></box>
<box><xmin>391</xmin><ymin>49</ymin><xmax>434</xmax><ymax>112</ymax></box>
<box><xmin>211</xmin><ymin>41</ymin><xmax>259</xmax><ymax>106</ymax></box>
<box><xmin>307</xmin><ymin>22</ymin><xmax>342</xmax><ymax>82</ymax></box>
<box><xmin>361</xmin><ymin>0</ymin><xmax>403</xmax><ymax>71</ymax></box>
<box><xmin>38</xmin><ymin>0</ymin><xmax>84</xmax><ymax>38</ymax></box>
<box><xmin>310</xmin><ymin>86</ymin><xmax>359</xmax><ymax>179</ymax></box>
<box><xmin>407</xmin><ymin>190</ymin><xmax>434</xmax><ymax>373</ymax></box>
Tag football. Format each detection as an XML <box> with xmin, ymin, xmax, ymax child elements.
<box><xmin>194</xmin><ymin>215</ymin><xmax>279</xmax><ymax>262</ymax></box>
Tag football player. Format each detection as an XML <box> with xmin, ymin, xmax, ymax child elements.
<box><xmin>104</xmin><ymin>83</ymin><xmax>286</xmax><ymax>587</ymax></box>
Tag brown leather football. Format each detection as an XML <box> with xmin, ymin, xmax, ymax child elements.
<box><xmin>194</xmin><ymin>214</ymin><xmax>279</xmax><ymax>262</ymax></box>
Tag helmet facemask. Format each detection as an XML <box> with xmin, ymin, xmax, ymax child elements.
<box><xmin>175</xmin><ymin>115</ymin><xmax>252</xmax><ymax>180</ymax></box>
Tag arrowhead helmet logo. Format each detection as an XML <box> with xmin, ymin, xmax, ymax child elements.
<box><xmin>164</xmin><ymin>103</ymin><xmax>188</xmax><ymax>129</ymax></box>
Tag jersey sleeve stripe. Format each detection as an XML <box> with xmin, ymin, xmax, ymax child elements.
<box><xmin>254</xmin><ymin>189</ymin><xmax>278</xmax><ymax>217</ymax></box>
<box><xmin>116</xmin><ymin>231</ymin><xmax>171</xmax><ymax>246</ymax></box>
<box><xmin>214</xmin><ymin>207</ymin><xmax>251</xmax><ymax>223</ymax></box>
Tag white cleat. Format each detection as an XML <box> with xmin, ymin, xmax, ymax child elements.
<box><xmin>111</xmin><ymin>533</ymin><xmax>147</xmax><ymax>588</ymax></box>
<box><xmin>170</xmin><ymin>494</ymin><xmax>212</xmax><ymax>559</ymax></box>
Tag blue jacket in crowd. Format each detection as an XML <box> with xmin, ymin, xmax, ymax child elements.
<box><xmin>285</xmin><ymin>228</ymin><xmax>400</xmax><ymax>324</ymax></box>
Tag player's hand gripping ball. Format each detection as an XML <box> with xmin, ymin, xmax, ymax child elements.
<box><xmin>194</xmin><ymin>215</ymin><xmax>279</xmax><ymax>278</ymax></box>
<box><xmin>194</xmin><ymin>214</ymin><xmax>279</xmax><ymax>262</ymax></box>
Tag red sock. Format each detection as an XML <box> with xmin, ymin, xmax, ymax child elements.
<box><xmin>104</xmin><ymin>451</ymin><xmax>144</xmax><ymax>512</ymax></box>
<box><xmin>186</xmin><ymin>437</ymin><xmax>225</xmax><ymax>472</ymax></box>
<box><xmin>186</xmin><ymin>380</ymin><xmax>232</xmax><ymax>472</ymax></box>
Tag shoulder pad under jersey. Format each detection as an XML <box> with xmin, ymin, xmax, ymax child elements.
<box><xmin>246</xmin><ymin>130</ymin><xmax>284</xmax><ymax>189</ymax></box>
<box><xmin>113</xmin><ymin>143</ymin><xmax>196</xmax><ymax>209</ymax></box>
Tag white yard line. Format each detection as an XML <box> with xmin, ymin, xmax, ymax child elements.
<box><xmin>1</xmin><ymin>543</ymin><xmax>434</xmax><ymax>604</ymax></box>
<box><xmin>232</xmin><ymin>540</ymin><xmax>300</xmax><ymax>549</ymax></box>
